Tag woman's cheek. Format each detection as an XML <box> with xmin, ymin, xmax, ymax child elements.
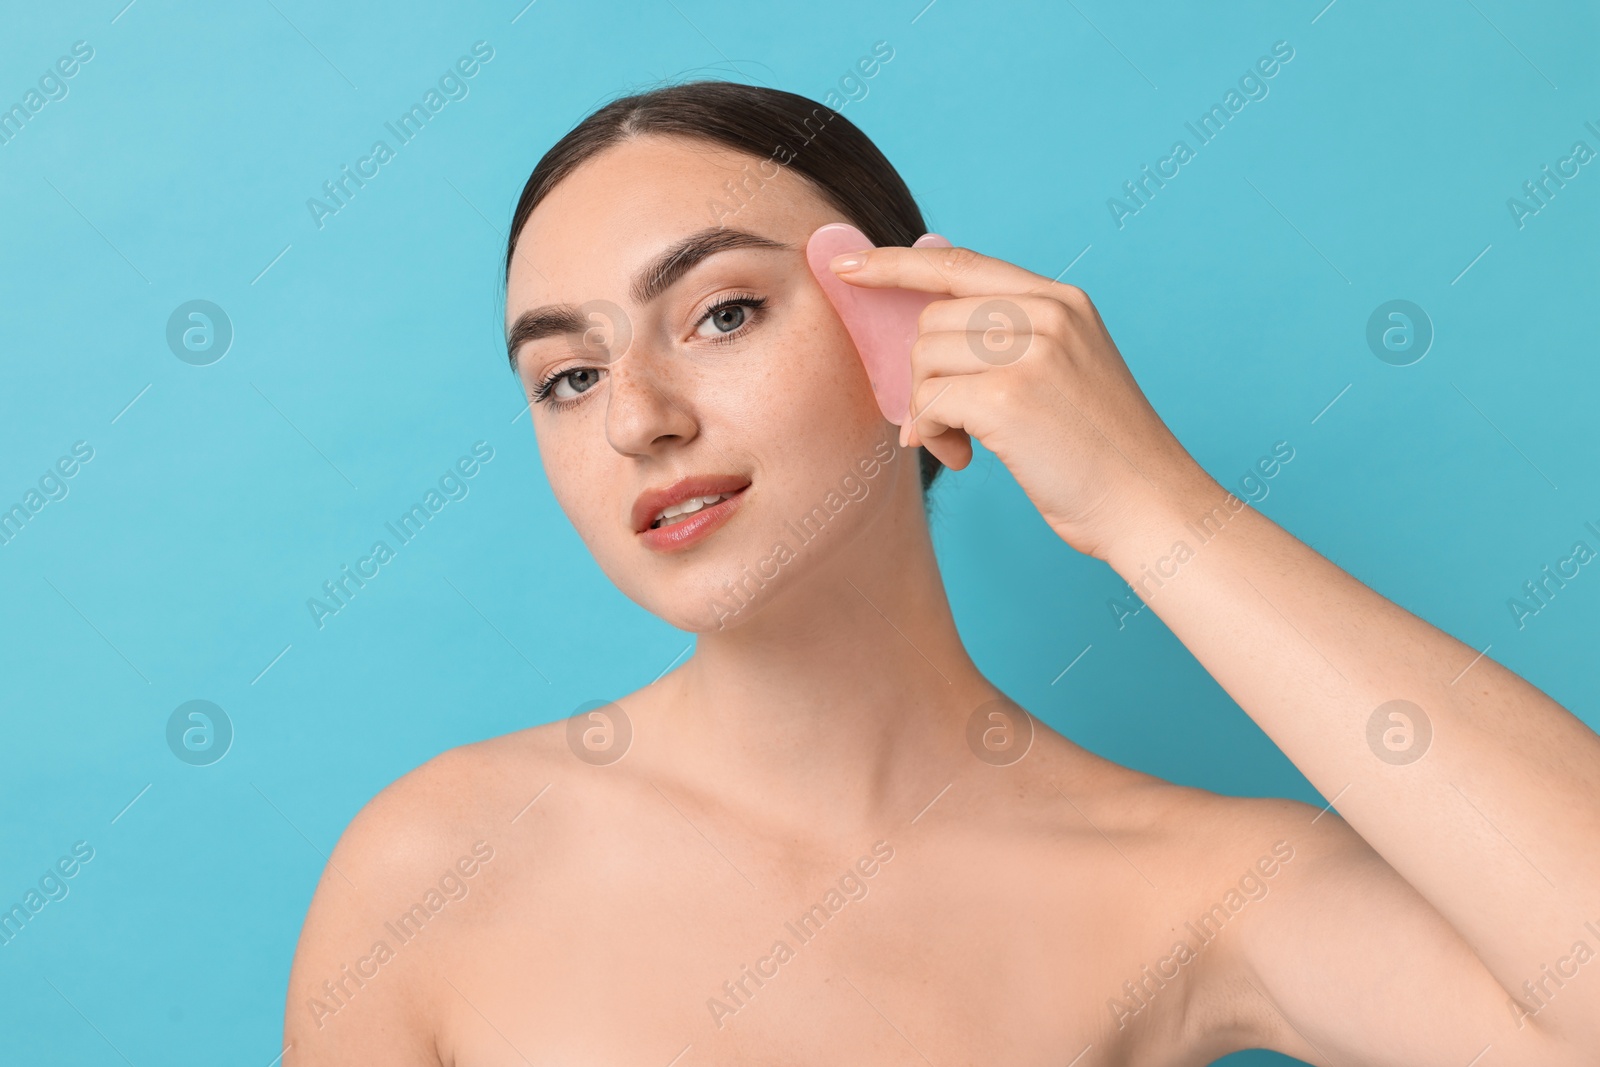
<box><xmin>768</xmin><ymin>326</ymin><xmax>849</xmax><ymax>416</ymax></box>
<box><xmin>540</xmin><ymin>436</ymin><xmax>608</xmax><ymax>535</ymax></box>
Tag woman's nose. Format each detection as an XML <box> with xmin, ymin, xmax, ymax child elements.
<box><xmin>604</xmin><ymin>345</ymin><xmax>698</xmax><ymax>457</ymax></box>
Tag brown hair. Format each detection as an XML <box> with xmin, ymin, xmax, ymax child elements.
<box><xmin>504</xmin><ymin>79</ymin><xmax>944</xmax><ymax>493</ymax></box>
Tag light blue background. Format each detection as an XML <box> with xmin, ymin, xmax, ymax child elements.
<box><xmin>2</xmin><ymin>1</ymin><xmax>1596</xmax><ymax>1063</ymax></box>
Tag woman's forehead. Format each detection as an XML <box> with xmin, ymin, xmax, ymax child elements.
<box><xmin>507</xmin><ymin>137</ymin><xmax>831</xmax><ymax>307</ymax></box>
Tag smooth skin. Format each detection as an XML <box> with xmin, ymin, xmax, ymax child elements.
<box><xmin>282</xmin><ymin>133</ymin><xmax>1600</xmax><ymax>1066</ymax></box>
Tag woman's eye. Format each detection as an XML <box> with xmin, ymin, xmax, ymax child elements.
<box><xmin>693</xmin><ymin>295</ymin><xmax>766</xmax><ymax>342</ymax></box>
<box><xmin>701</xmin><ymin>303</ymin><xmax>746</xmax><ymax>335</ymax></box>
<box><xmin>541</xmin><ymin>366</ymin><xmax>603</xmax><ymax>403</ymax></box>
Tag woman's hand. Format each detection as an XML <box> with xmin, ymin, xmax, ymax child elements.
<box><xmin>829</xmin><ymin>244</ymin><xmax>1213</xmax><ymax>561</ymax></box>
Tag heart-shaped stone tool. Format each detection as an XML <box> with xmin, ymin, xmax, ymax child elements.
<box><xmin>806</xmin><ymin>223</ymin><xmax>952</xmax><ymax>426</ymax></box>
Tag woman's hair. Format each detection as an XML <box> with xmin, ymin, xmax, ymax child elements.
<box><xmin>504</xmin><ymin>79</ymin><xmax>944</xmax><ymax>494</ymax></box>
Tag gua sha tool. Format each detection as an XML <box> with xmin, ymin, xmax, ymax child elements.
<box><xmin>806</xmin><ymin>223</ymin><xmax>952</xmax><ymax>426</ymax></box>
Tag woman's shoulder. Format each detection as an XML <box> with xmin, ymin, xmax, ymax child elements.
<box><xmin>283</xmin><ymin>721</ymin><xmax>581</xmax><ymax>1050</ymax></box>
<box><xmin>1020</xmin><ymin>719</ymin><xmax>1336</xmax><ymax>866</ymax></box>
<box><xmin>336</xmin><ymin>721</ymin><xmax>571</xmax><ymax>861</ymax></box>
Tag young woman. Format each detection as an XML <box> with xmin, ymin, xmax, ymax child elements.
<box><xmin>283</xmin><ymin>82</ymin><xmax>1600</xmax><ymax>1065</ymax></box>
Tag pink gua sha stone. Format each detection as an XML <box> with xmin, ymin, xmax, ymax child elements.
<box><xmin>806</xmin><ymin>223</ymin><xmax>953</xmax><ymax>426</ymax></box>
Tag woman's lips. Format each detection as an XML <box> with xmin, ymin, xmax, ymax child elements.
<box><xmin>638</xmin><ymin>486</ymin><xmax>747</xmax><ymax>552</ymax></box>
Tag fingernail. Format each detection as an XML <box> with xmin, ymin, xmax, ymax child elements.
<box><xmin>830</xmin><ymin>252</ymin><xmax>866</xmax><ymax>273</ymax></box>
<box><xmin>898</xmin><ymin>422</ymin><xmax>908</xmax><ymax>448</ymax></box>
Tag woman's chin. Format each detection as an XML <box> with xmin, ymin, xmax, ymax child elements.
<box><xmin>644</xmin><ymin>578</ymin><xmax>780</xmax><ymax>635</ymax></box>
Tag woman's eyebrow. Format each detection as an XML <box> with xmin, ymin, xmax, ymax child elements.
<box><xmin>630</xmin><ymin>227</ymin><xmax>791</xmax><ymax>306</ymax></box>
<box><xmin>505</xmin><ymin>226</ymin><xmax>792</xmax><ymax>369</ymax></box>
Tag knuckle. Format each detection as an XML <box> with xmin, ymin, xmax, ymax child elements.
<box><xmin>909</xmin><ymin>331</ymin><xmax>939</xmax><ymax>363</ymax></box>
<box><xmin>908</xmin><ymin>334</ymin><xmax>934</xmax><ymax>367</ymax></box>
<box><xmin>911</xmin><ymin>375</ymin><xmax>950</xmax><ymax>421</ymax></box>
<box><xmin>939</xmin><ymin>246</ymin><xmax>981</xmax><ymax>273</ymax></box>
<box><xmin>1030</xmin><ymin>298</ymin><xmax>1073</xmax><ymax>339</ymax></box>
<box><xmin>1055</xmin><ymin>283</ymin><xmax>1092</xmax><ymax>314</ymax></box>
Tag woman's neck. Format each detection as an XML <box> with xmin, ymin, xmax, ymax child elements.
<box><xmin>638</xmin><ymin>485</ymin><xmax>999</xmax><ymax>838</ymax></box>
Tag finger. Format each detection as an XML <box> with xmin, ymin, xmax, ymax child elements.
<box><xmin>909</xmin><ymin>296</ymin><xmax>1055</xmax><ymax>380</ymax></box>
<box><xmin>901</xmin><ymin>403</ymin><xmax>974</xmax><ymax>470</ymax></box>
<box><xmin>904</xmin><ymin>322</ymin><xmax>1044</xmax><ymax>432</ymax></box>
<box><xmin>921</xmin><ymin>426</ymin><xmax>974</xmax><ymax>471</ymax></box>
<box><xmin>915</xmin><ymin>292</ymin><xmax>1067</xmax><ymax>341</ymax></box>
<box><xmin>902</xmin><ymin>373</ymin><xmax>977</xmax><ymax>469</ymax></box>
<box><xmin>907</xmin><ymin>329</ymin><xmax>998</xmax><ymax>382</ymax></box>
<box><xmin>828</xmin><ymin>244</ymin><xmax>1060</xmax><ymax>300</ymax></box>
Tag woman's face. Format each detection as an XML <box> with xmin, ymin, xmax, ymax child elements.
<box><xmin>506</xmin><ymin>134</ymin><xmax>916</xmax><ymax>632</ymax></box>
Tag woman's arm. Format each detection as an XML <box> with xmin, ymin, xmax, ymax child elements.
<box><xmin>827</xmin><ymin>242</ymin><xmax>1600</xmax><ymax>1055</ymax></box>
<box><xmin>1112</xmin><ymin>471</ymin><xmax>1600</xmax><ymax>1057</ymax></box>
<box><xmin>1110</xmin><ymin>461</ymin><xmax>1600</xmax><ymax>964</ymax></box>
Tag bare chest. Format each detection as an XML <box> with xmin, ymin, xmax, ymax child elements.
<box><xmin>431</xmin><ymin>830</ymin><xmax>1212</xmax><ymax>1067</ymax></box>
